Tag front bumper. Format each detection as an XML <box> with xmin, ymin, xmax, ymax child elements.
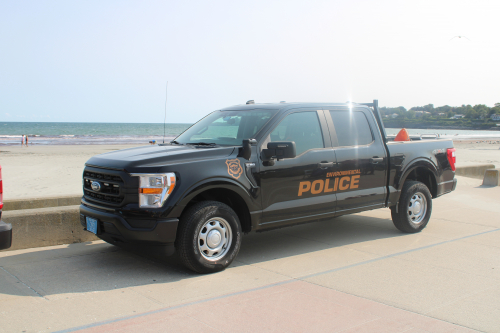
<box><xmin>0</xmin><ymin>220</ymin><xmax>12</xmax><ymax>250</ymax></box>
<box><xmin>79</xmin><ymin>204</ymin><xmax>179</xmax><ymax>249</ymax></box>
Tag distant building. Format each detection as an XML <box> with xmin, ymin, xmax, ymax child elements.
<box><xmin>452</xmin><ymin>114</ymin><xmax>465</xmax><ymax>119</ymax></box>
<box><xmin>415</xmin><ymin>111</ymin><xmax>431</xmax><ymax>118</ymax></box>
<box><xmin>438</xmin><ymin>113</ymin><xmax>445</xmax><ymax>116</ymax></box>
<box><xmin>491</xmin><ymin>114</ymin><xmax>500</xmax><ymax>121</ymax></box>
<box><xmin>391</xmin><ymin>113</ymin><xmax>399</xmax><ymax>118</ymax></box>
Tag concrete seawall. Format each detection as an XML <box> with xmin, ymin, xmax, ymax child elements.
<box><xmin>2</xmin><ymin>206</ymin><xmax>98</xmax><ymax>251</ymax></box>
<box><xmin>455</xmin><ymin>164</ymin><xmax>495</xmax><ymax>179</ymax></box>
<box><xmin>2</xmin><ymin>195</ymin><xmax>99</xmax><ymax>251</ymax></box>
<box><xmin>2</xmin><ymin>195</ymin><xmax>81</xmax><ymax>211</ymax></box>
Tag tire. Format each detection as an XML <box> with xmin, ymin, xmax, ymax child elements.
<box><xmin>391</xmin><ymin>181</ymin><xmax>432</xmax><ymax>233</ymax></box>
<box><xmin>175</xmin><ymin>201</ymin><xmax>242</xmax><ymax>273</ymax></box>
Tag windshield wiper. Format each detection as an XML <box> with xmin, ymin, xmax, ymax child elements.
<box><xmin>170</xmin><ymin>140</ymin><xmax>183</xmax><ymax>145</ymax></box>
<box><xmin>186</xmin><ymin>142</ymin><xmax>217</xmax><ymax>146</ymax></box>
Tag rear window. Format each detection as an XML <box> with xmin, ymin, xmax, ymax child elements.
<box><xmin>330</xmin><ymin>111</ymin><xmax>373</xmax><ymax>147</ymax></box>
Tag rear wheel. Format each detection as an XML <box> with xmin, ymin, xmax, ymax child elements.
<box><xmin>391</xmin><ymin>181</ymin><xmax>432</xmax><ymax>233</ymax></box>
<box><xmin>176</xmin><ymin>201</ymin><xmax>242</xmax><ymax>273</ymax></box>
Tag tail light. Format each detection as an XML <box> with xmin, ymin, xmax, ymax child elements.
<box><xmin>0</xmin><ymin>166</ymin><xmax>3</xmax><ymax>210</ymax></box>
<box><xmin>447</xmin><ymin>148</ymin><xmax>456</xmax><ymax>171</ymax></box>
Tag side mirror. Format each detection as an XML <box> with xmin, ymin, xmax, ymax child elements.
<box><xmin>238</xmin><ymin>139</ymin><xmax>257</xmax><ymax>160</ymax></box>
<box><xmin>262</xmin><ymin>141</ymin><xmax>296</xmax><ymax>162</ymax></box>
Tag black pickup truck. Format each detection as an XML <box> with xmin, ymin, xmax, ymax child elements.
<box><xmin>80</xmin><ymin>100</ymin><xmax>457</xmax><ymax>273</ymax></box>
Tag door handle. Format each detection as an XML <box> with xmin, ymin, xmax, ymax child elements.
<box><xmin>317</xmin><ymin>162</ymin><xmax>335</xmax><ymax>168</ymax></box>
<box><xmin>371</xmin><ymin>157</ymin><xmax>384</xmax><ymax>164</ymax></box>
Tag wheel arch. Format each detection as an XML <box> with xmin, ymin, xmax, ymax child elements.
<box><xmin>174</xmin><ymin>179</ymin><xmax>254</xmax><ymax>233</ymax></box>
<box><xmin>398</xmin><ymin>159</ymin><xmax>439</xmax><ymax>198</ymax></box>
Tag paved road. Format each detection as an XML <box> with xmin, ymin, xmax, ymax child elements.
<box><xmin>1</xmin><ymin>176</ymin><xmax>499</xmax><ymax>332</ymax></box>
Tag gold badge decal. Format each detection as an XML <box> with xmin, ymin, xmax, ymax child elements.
<box><xmin>226</xmin><ymin>159</ymin><xmax>243</xmax><ymax>179</ymax></box>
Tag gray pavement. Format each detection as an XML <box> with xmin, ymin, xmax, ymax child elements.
<box><xmin>0</xmin><ymin>176</ymin><xmax>499</xmax><ymax>332</ymax></box>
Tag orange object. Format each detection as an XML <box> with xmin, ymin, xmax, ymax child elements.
<box><xmin>140</xmin><ymin>188</ymin><xmax>163</xmax><ymax>194</ymax></box>
<box><xmin>167</xmin><ymin>176</ymin><xmax>176</xmax><ymax>194</ymax></box>
<box><xmin>394</xmin><ymin>128</ymin><xmax>410</xmax><ymax>141</ymax></box>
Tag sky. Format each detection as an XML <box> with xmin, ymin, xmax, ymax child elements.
<box><xmin>0</xmin><ymin>0</ymin><xmax>499</xmax><ymax>123</ymax></box>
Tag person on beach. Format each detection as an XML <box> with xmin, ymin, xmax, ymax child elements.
<box><xmin>21</xmin><ymin>135</ymin><xmax>25</xmax><ymax>147</ymax></box>
<box><xmin>25</xmin><ymin>135</ymin><xmax>29</xmax><ymax>147</ymax></box>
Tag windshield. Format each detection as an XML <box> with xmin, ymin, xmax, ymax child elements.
<box><xmin>174</xmin><ymin>109</ymin><xmax>278</xmax><ymax>146</ymax></box>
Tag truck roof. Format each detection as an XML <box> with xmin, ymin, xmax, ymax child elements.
<box><xmin>220</xmin><ymin>102</ymin><xmax>368</xmax><ymax>112</ymax></box>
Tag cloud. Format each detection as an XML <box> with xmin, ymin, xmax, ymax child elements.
<box><xmin>4</xmin><ymin>113</ymin><xmax>10</xmax><ymax>117</ymax></box>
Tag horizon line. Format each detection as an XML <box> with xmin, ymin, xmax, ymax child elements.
<box><xmin>0</xmin><ymin>121</ymin><xmax>193</xmax><ymax>124</ymax></box>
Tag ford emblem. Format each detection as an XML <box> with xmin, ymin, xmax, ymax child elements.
<box><xmin>91</xmin><ymin>181</ymin><xmax>102</xmax><ymax>192</ymax></box>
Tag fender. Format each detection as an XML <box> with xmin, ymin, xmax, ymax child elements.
<box><xmin>166</xmin><ymin>176</ymin><xmax>258</xmax><ymax>219</ymax></box>
<box><xmin>396</xmin><ymin>158</ymin><xmax>439</xmax><ymax>191</ymax></box>
<box><xmin>387</xmin><ymin>158</ymin><xmax>439</xmax><ymax>209</ymax></box>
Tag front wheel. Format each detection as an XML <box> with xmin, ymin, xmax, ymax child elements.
<box><xmin>176</xmin><ymin>201</ymin><xmax>242</xmax><ymax>273</ymax></box>
<box><xmin>391</xmin><ymin>181</ymin><xmax>432</xmax><ymax>233</ymax></box>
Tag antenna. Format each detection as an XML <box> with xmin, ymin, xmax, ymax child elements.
<box><xmin>163</xmin><ymin>81</ymin><xmax>168</xmax><ymax>144</ymax></box>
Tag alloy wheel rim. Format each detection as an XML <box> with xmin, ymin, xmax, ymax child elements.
<box><xmin>198</xmin><ymin>218</ymin><xmax>232</xmax><ymax>261</ymax></box>
<box><xmin>408</xmin><ymin>192</ymin><xmax>427</xmax><ymax>224</ymax></box>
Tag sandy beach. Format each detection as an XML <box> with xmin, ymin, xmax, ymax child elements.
<box><xmin>0</xmin><ymin>144</ymin><xmax>144</xmax><ymax>200</ymax></box>
<box><xmin>1</xmin><ymin>141</ymin><xmax>499</xmax><ymax>200</ymax></box>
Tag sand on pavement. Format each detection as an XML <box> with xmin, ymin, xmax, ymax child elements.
<box><xmin>0</xmin><ymin>145</ymin><xmax>143</xmax><ymax>200</ymax></box>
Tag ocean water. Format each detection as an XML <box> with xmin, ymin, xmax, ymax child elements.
<box><xmin>0</xmin><ymin>122</ymin><xmax>192</xmax><ymax>145</ymax></box>
<box><xmin>1</xmin><ymin>122</ymin><xmax>500</xmax><ymax>146</ymax></box>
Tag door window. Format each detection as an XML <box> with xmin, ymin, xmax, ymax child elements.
<box><xmin>269</xmin><ymin>112</ymin><xmax>324</xmax><ymax>155</ymax></box>
<box><xmin>330</xmin><ymin>111</ymin><xmax>373</xmax><ymax>147</ymax></box>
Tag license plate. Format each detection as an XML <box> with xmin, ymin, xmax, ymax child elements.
<box><xmin>86</xmin><ymin>217</ymin><xmax>98</xmax><ymax>234</ymax></box>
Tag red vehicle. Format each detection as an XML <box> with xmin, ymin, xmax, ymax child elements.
<box><xmin>0</xmin><ymin>166</ymin><xmax>12</xmax><ymax>250</ymax></box>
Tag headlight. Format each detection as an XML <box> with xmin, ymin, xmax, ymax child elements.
<box><xmin>131</xmin><ymin>173</ymin><xmax>176</xmax><ymax>208</ymax></box>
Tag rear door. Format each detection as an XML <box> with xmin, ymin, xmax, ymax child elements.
<box><xmin>257</xmin><ymin>109</ymin><xmax>337</xmax><ymax>226</ymax></box>
<box><xmin>324</xmin><ymin>107</ymin><xmax>387</xmax><ymax>213</ymax></box>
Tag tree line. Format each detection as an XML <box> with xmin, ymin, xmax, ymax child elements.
<box><xmin>380</xmin><ymin>103</ymin><xmax>500</xmax><ymax>120</ymax></box>
<box><xmin>379</xmin><ymin>103</ymin><xmax>500</xmax><ymax>129</ymax></box>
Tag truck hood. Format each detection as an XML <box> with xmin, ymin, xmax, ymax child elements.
<box><xmin>85</xmin><ymin>144</ymin><xmax>236</xmax><ymax>172</ymax></box>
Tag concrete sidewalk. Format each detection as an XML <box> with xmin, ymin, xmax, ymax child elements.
<box><xmin>0</xmin><ymin>176</ymin><xmax>499</xmax><ymax>332</ymax></box>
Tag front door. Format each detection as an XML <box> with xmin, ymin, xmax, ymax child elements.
<box><xmin>257</xmin><ymin>109</ymin><xmax>337</xmax><ymax>227</ymax></box>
